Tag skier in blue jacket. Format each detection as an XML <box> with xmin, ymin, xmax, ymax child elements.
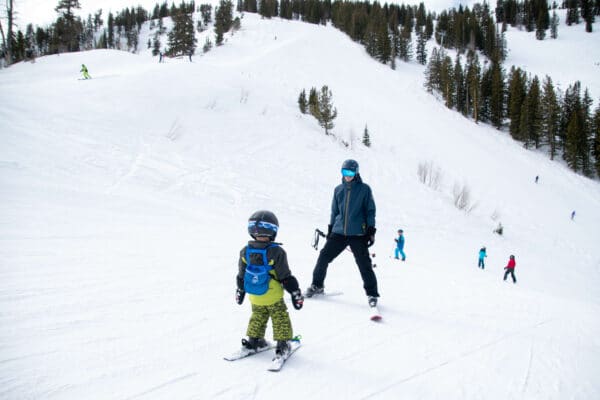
<box><xmin>394</xmin><ymin>229</ymin><xmax>406</xmax><ymax>261</ymax></box>
<box><xmin>305</xmin><ymin>159</ymin><xmax>379</xmax><ymax>307</ymax></box>
<box><xmin>478</xmin><ymin>246</ymin><xmax>487</xmax><ymax>269</ymax></box>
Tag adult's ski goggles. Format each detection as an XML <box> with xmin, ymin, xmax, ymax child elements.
<box><xmin>341</xmin><ymin>168</ymin><xmax>356</xmax><ymax>177</ymax></box>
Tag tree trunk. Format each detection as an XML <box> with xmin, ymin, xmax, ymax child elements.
<box><xmin>6</xmin><ymin>0</ymin><xmax>14</xmax><ymax>64</ymax></box>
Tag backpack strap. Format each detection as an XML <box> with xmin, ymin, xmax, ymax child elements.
<box><xmin>245</xmin><ymin>243</ymin><xmax>278</xmax><ymax>268</ymax></box>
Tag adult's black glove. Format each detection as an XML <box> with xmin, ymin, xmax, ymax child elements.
<box><xmin>366</xmin><ymin>226</ymin><xmax>376</xmax><ymax>247</ymax></box>
<box><xmin>236</xmin><ymin>288</ymin><xmax>245</xmax><ymax>305</ymax></box>
<box><xmin>326</xmin><ymin>224</ymin><xmax>333</xmax><ymax>239</ymax></box>
<box><xmin>291</xmin><ymin>290</ymin><xmax>304</xmax><ymax>310</ymax></box>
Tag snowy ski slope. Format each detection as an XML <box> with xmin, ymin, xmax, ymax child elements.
<box><xmin>1</xmin><ymin>11</ymin><xmax>600</xmax><ymax>400</ymax></box>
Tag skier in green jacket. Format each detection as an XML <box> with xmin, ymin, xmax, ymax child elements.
<box><xmin>80</xmin><ymin>64</ymin><xmax>91</xmax><ymax>79</ymax></box>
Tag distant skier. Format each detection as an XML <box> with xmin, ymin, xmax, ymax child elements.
<box><xmin>478</xmin><ymin>246</ymin><xmax>487</xmax><ymax>269</ymax></box>
<box><xmin>535</xmin><ymin>175</ymin><xmax>539</xmax><ymax>183</ymax></box>
<box><xmin>188</xmin><ymin>51</ymin><xmax>193</xmax><ymax>62</ymax></box>
<box><xmin>494</xmin><ymin>222</ymin><xmax>503</xmax><ymax>235</ymax></box>
<box><xmin>235</xmin><ymin>210</ymin><xmax>303</xmax><ymax>358</ymax></box>
<box><xmin>503</xmin><ymin>255</ymin><xmax>517</xmax><ymax>283</ymax></box>
<box><xmin>571</xmin><ymin>210</ymin><xmax>576</xmax><ymax>220</ymax></box>
<box><xmin>305</xmin><ymin>159</ymin><xmax>379</xmax><ymax>308</ymax></box>
<box><xmin>80</xmin><ymin>64</ymin><xmax>91</xmax><ymax>79</ymax></box>
<box><xmin>159</xmin><ymin>52</ymin><xmax>163</xmax><ymax>63</ymax></box>
<box><xmin>394</xmin><ymin>229</ymin><xmax>406</xmax><ymax>261</ymax></box>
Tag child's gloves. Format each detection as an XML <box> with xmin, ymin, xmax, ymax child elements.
<box><xmin>235</xmin><ymin>288</ymin><xmax>245</xmax><ymax>305</ymax></box>
<box><xmin>291</xmin><ymin>290</ymin><xmax>304</xmax><ymax>310</ymax></box>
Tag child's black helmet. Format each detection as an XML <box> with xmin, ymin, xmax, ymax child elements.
<box><xmin>248</xmin><ymin>210</ymin><xmax>279</xmax><ymax>240</ymax></box>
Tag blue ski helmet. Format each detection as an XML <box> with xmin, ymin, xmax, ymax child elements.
<box><xmin>248</xmin><ymin>210</ymin><xmax>279</xmax><ymax>240</ymax></box>
<box><xmin>341</xmin><ymin>159</ymin><xmax>359</xmax><ymax>177</ymax></box>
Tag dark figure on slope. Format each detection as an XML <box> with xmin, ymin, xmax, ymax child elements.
<box><xmin>503</xmin><ymin>255</ymin><xmax>517</xmax><ymax>283</ymax></box>
<box><xmin>235</xmin><ymin>210</ymin><xmax>303</xmax><ymax>357</ymax></box>
<box><xmin>305</xmin><ymin>159</ymin><xmax>379</xmax><ymax>307</ymax></box>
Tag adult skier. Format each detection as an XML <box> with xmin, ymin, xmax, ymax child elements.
<box><xmin>80</xmin><ymin>64</ymin><xmax>91</xmax><ymax>79</ymax></box>
<box><xmin>305</xmin><ymin>159</ymin><xmax>380</xmax><ymax>307</ymax></box>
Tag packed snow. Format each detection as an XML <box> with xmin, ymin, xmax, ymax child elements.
<box><xmin>1</xmin><ymin>10</ymin><xmax>600</xmax><ymax>400</ymax></box>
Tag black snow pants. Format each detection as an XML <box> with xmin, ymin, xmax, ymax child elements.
<box><xmin>312</xmin><ymin>233</ymin><xmax>379</xmax><ymax>297</ymax></box>
<box><xmin>503</xmin><ymin>268</ymin><xmax>517</xmax><ymax>283</ymax></box>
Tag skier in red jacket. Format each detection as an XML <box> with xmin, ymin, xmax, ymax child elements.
<box><xmin>503</xmin><ymin>255</ymin><xmax>516</xmax><ymax>283</ymax></box>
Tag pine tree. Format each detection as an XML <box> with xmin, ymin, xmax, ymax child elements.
<box><xmin>507</xmin><ymin>67</ymin><xmax>527</xmax><ymax>141</ymax></box>
<box><xmin>362</xmin><ymin>125</ymin><xmax>371</xmax><ymax>147</ymax></box>
<box><xmin>441</xmin><ymin>54</ymin><xmax>454</xmax><ymax>109</ymax></box>
<box><xmin>425</xmin><ymin>13</ymin><xmax>434</xmax><ymax>40</ymax></box>
<box><xmin>398</xmin><ymin>17</ymin><xmax>413</xmax><ymax>62</ymax></box>
<box><xmin>536</xmin><ymin>10</ymin><xmax>548</xmax><ymax>39</ymax></box>
<box><xmin>540</xmin><ymin>76</ymin><xmax>561</xmax><ymax>159</ymax></box>
<box><xmin>550</xmin><ymin>10</ymin><xmax>559</xmax><ymax>39</ymax></box>
<box><xmin>561</xmin><ymin>82</ymin><xmax>582</xmax><ymax>155</ymax></box>
<box><xmin>581</xmin><ymin>89</ymin><xmax>594</xmax><ymax>176</ymax></box>
<box><xmin>203</xmin><ymin>36</ymin><xmax>213</xmax><ymax>53</ymax></box>
<box><xmin>424</xmin><ymin>47</ymin><xmax>440</xmax><ymax>93</ymax></box>
<box><xmin>489</xmin><ymin>61</ymin><xmax>505</xmax><ymax>129</ymax></box>
<box><xmin>526</xmin><ymin>76</ymin><xmax>543</xmax><ymax>148</ymax></box>
<box><xmin>376</xmin><ymin>20</ymin><xmax>392</xmax><ymax>64</ymax></box>
<box><xmin>54</xmin><ymin>0</ymin><xmax>83</xmax><ymax>52</ymax></box>
<box><xmin>298</xmin><ymin>89</ymin><xmax>308</xmax><ymax>114</ymax></box>
<box><xmin>308</xmin><ymin>87</ymin><xmax>319</xmax><ymax>118</ymax></box>
<box><xmin>317</xmin><ymin>86</ymin><xmax>338</xmax><ymax>135</ymax></box>
<box><xmin>454</xmin><ymin>55</ymin><xmax>467</xmax><ymax>115</ymax></box>
<box><xmin>107</xmin><ymin>12</ymin><xmax>115</xmax><ymax>48</ymax></box>
<box><xmin>167</xmin><ymin>10</ymin><xmax>197</xmax><ymax>56</ymax></box>
<box><xmin>465</xmin><ymin>52</ymin><xmax>481</xmax><ymax>122</ymax></box>
<box><xmin>581</xmin><ymin>0</ymin><xmax>595</xmax><ymax>32</ymax></box>
<box><xmin>593</xmin><ymin>102</ymin><xmax>600</xmax><ymax>177</ymax></box>
<box><xmin>566</xmin><ymin>0</ymin><xmax>579</xmax><ymax>25</ymax></box>
<box><xmin>565</xmin><ymin>112</ymin><xmax>582</xmax><ymax>171</ymax></box>
<box><xmin>416</xmin><ymin>27</ymin><xmax>427</xmax><ymax>65</ymax></box>
<box><xmin>215</xmin><ymin>0</ymin><xmax>233</xmax><ymax>46</ymax></box>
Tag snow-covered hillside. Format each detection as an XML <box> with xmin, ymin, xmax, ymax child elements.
<box><xmin>1</xmin><ymin>12</ymin><xmax>600</xmax><ymax>400</ymax></box>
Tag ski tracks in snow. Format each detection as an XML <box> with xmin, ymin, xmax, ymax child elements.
<box><xmin>359</xmin><ymin>319</ymin><xmax>554</xmax><ymax>399</ymax></box>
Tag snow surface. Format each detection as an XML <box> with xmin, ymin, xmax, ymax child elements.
<box><xmin>1</xmin><ymin>11</ymin><xmax>600</xmax><ymax>400</ymax></box>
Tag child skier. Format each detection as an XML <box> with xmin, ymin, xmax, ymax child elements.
<box><xmin>478</xmin><ymin>246</ymin><xmax>487</xmax><ymax>269</ymax></box>
<box><xmin>80</xmin><ymin>64</ymin><xmax>91</xmax><ymax>79</ymax></box>
<box><xmin>394</xmin><ymin>229</ymin><xmax>406</xmax><ymax>261</ymax></box>
<box><xmin>503</xmin><ymin>255</ymin><xmax>517</xmax><ymax>283</ymax></box>
<box><xmin>235</xmin><ymin>210</ymin><xmax>304</xmax><ymax>358</ymax></box>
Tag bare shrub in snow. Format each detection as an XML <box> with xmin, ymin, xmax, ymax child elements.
<box><xmin>417</xmin><ymin>161</ymin><xmax>443</xmax><ymax>190</ymax></box>
<box><xmin>453</xmin><ymin>182</ymin><xmax>477</xmax><ymax>213</ymax></box>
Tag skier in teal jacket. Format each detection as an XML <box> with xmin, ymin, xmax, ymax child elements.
<box><xmin>394</xmin><ymin>229</ymin><xmax>406</xmax><ymax>261</ymax></box>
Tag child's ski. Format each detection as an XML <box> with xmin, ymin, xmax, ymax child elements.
<box><xmin>369</xmin><ymin>305</ymin><xmax>382</xmax><ymax>322</ymax></box>
<box><xmin>224</xmin><ymin>343</ymin><xmax>274</xmax><ymax>361</ymax></box>
<box><xmin>267</xmin><ymin>340</ymin><xmax>301</xmax><ymax>372</ymax></box>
